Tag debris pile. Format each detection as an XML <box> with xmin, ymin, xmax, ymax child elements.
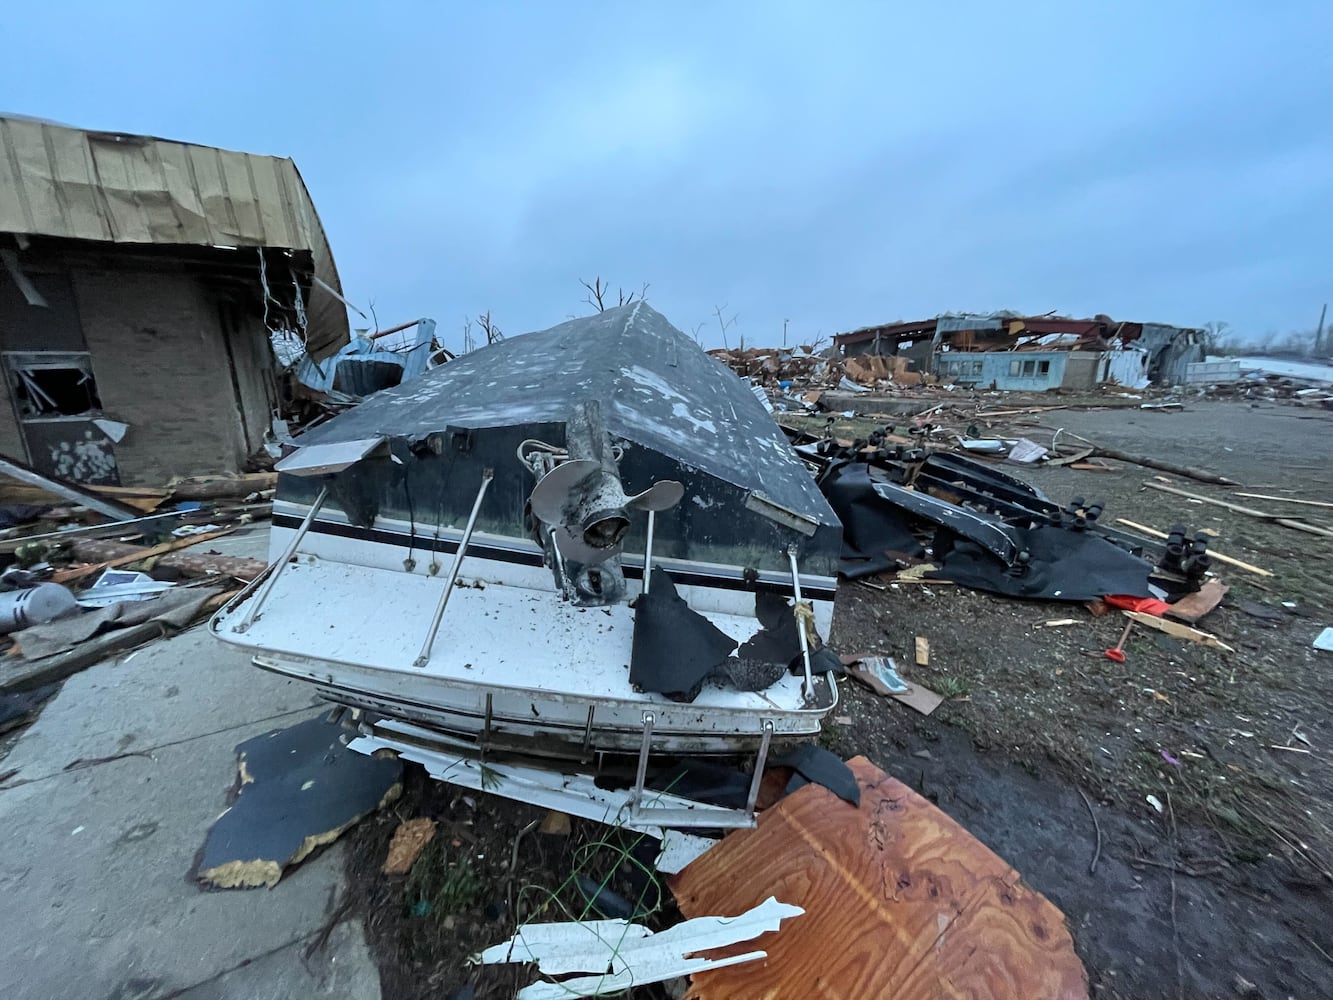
<box><xmin>0</xmin><ymin>455</ymin><xmax>270</xmax><ymax>699</ymax></box>
<box><xmin>460</xmin><ymin>754</ymin><xmax>1088</xmax><ymax>998</ymax></box>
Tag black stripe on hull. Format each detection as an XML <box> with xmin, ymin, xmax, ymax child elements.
<box><xmin>272</xmin><ymin>513</ymin><xmax>839</xmax><ymax>601</ymax></box>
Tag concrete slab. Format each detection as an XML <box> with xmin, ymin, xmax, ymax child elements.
<box><xmin>169</xmin><ymin>921</ymin><xmax>380</xmax><ymax>1000</ymax></box>
<box><xmin>0</xmin><ymin>520</ymin><xmax>382</xmax><ymax>1000</ymax></box>
<box><xmin>0</xmin><ymin>625</ymin><xmax>320</xmax><ymax>784</ymax></box>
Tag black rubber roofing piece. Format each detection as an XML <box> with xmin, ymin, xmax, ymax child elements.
<box><xmin>773</xmin><ymin>744</ymin><xmax>861</xmax><ymax>807</ymax></box>
<box><xmin>197</xmin><ymin>716</ymin><xmax>403</xmax><ymax>888</ymax></box>
<box><xmin>630</xmin><ymin>567</ymin><xmax>737</xmax><ymax>699</ymax></box>
<box><xmin>817</xmin><ymin>462</ymin><xmax>924</xmax><ymax>578</ymax></box>
<box><xmin>931</xmin><ymin>524</ymin><xmax>1154</xmax><ymax>601</ymax></box>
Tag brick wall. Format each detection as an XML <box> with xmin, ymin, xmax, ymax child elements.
<box><xmin>72</xmin><ymin>269</ymin><xmax>251</xmax><ymax>485</ymax></box>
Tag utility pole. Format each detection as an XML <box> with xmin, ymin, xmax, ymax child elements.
<box><xmin>1316</xmin><ymin>303</ymin><xmax>1327</xmax><ymax>356</ymax></box>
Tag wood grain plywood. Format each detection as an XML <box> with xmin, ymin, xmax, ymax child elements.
<box><xmin>671</xmin><ymin>756</ymin><xmax>1087</xmax><ymax>1000</ymax></box>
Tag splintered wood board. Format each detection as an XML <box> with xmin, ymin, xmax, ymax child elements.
<box><xmin>671</xmin><ymin>757</ymin><xmax>1088</xmax><ymax>1000</ymax></box>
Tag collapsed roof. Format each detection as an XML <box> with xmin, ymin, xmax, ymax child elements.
<box><xmin>0</xmin><ymin>114</ymin><xmax>349</xmax><ymax>359</ymax></box>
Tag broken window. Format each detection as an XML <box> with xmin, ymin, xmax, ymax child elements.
<box><xmin>1019</xmin><ymin>359</ymin><xmax>1037</xmax><ymax>377</ymax></box>
<box><xmin>1037</xmin><ymin>360</ymin><xmax>1051</xmax><ymax>375</ymax></box>
<box><xmin>4</xmin><ymin>352</ymin><xmax>103</xmax><ymax>418</ymax></box>
<box><xmin>968</xmin><ymin>360</ymin><xmax>983</xmax><ymax>376</ymax></box>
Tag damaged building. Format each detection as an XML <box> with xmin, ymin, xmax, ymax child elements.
<box><xmin>835</xmin><ymin>313</ymin><xmax>1212</xmax><ymax>390</ymax></box>
<box><xmin>0</xmin><ymin>115</ymin><xmax>350</xmax><ymax>485</ymax></box>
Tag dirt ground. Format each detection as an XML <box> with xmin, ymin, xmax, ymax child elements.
<box><xmin>343</xmin><ymin>398</ymin><xmax>1333</xmax><ymax>1000</ymax></box>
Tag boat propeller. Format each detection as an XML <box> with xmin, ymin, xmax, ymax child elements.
<box><xmin>529</xmin><ymin>460</ymin><xmax>683</xmax><ymax>565</ymax></box>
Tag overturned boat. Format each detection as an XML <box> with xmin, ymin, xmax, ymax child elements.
<box><xmin>212</xmin><ymin>304</ymin><xmax>842</xmax><ymax>829</ymax></box>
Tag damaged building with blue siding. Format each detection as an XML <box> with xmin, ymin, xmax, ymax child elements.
<box><xmin>835</xmin><ymin>312</ymin><xmax>1214</xmax><ymax>391</ymax></box>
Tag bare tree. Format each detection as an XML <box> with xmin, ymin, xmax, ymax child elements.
<box><xmin>691</xmin><ymin>322</ymin><xmax>706</xmax><ymax>347</ymax></box>
<box><xmin>477</xmin><ymin>311</ymin><xmax>503</xmax><ymax>344</ymax></box>
<box><xmin>713</xmin><ymin>304</ymin><xmax>738</xmax><ymax>351</ymax></box>
<box><xmin>580</xmin><ymin>276</ymin><xmax>649</xmax><ymax>313</ymax></box>
<box><xmin>461</xmin><ymin>316</ymin><xmax>475</xmax><ymax>353</ymax></box>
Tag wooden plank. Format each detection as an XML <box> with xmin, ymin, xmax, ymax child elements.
<box><xmin>672</xmin><ymin>757</ymin><xmax>1088</xmax><ymax>1000</ymax></box>
<box><xmin>914</xmin><ymin>636</ymin><xmax>930</xmax><ymax>666</ymax></box>
<box><xmin>1121</xmin><ymin>611</ymin><xmax>1235</xmax><ymax>652</ymax></box>
<box><xmin>1114</xmin><ymin>519</ymin><xmax>1274</xmax><ymax>577</ymax></box>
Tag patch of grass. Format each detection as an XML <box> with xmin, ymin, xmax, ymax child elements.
<box><xmin>402</xmin><ymin>840</ymin><xmax>484</xmax><ymax>921</ymax></box>
<box><xmin>934</xmin><ymin>676</ymin><xmax>970</xmax><ymax>699</ymax></box>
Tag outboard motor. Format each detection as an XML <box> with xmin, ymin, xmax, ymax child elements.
<box><xmin>525</xmin><ymin>402</ymin><xmax>683</xmax><ymax>605</ymax></box>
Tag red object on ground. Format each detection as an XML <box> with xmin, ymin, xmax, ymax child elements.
<box><xmin>1103</xmin><ymin>594</ymin><xmax>1171</xmax><ymax>616</ymax></box>
<box><xmin>1104</xmin><ymin>648</ymin><xmax>1126</xmax><ymax>663</ymax></box>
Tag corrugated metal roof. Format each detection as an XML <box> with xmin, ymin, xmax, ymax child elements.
<box><xmin>0</xmin><ymin>116</ymin><xmax>349</xmax><ymax>358</ymax></box>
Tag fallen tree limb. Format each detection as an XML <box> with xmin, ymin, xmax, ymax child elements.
<box><xmin>1089</xmin><ymin>447</ymin><xmax>1241</xmax><ymax>486</ymax></box>
<box><xmin>1114</xmin><ymin>518</ymin><xmax>1274</xmax><ymax>577</ymax></box>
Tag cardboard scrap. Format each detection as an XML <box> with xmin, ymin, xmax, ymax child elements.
<box><xmin>914</xmin><ymin>636</ymin><xmax>930</xmax><ymax>666</ymax></box>
<box><xmin>892</xmin><ymin>683</ymin><xmax>945</xmax><ymax>716</ymax></box>
<box><xmin>846</xmin><ymin>656</ymin><xmax>908</xmax><ymax>696</ymax></box>
<box><xmin>843</xmin><ymin>652</ymin><xmax>943</xmax><ymax>715</ymax></box>
<box><xmin>383</xmin><ymin>817</ymin><xmax>437</xmax><ymax>875</ymax></box>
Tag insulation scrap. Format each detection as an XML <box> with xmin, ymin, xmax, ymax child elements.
<box><xmin>382</xmin><ymin>818</ymin><xmax>438</xmax><ymax>875</ymax></box>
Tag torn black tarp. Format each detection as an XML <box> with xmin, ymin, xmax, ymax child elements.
<box><xmin>818</xmin><ymin>462</ymin><xmax>924</xmax><ymax>578</ymax></box>
<box><xmin>930</xmin><ymin>524</ymin><xmax>1154</xmax><ymax>601</ymax></box>
<box><xmin>631</xmin><ymin>570</ymin><xmax>839</xmax><ymax>701</ymax></box>
<box><xmin>630</xmin><ymin>568</ymin><xmax>737</xmax><ymax>701</ymax></box>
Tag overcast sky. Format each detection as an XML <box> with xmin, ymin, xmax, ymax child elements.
<box><xmin>5</xmin><ymin>2</ymin><xmax>1329</xmax><ymax>350</ymax></box>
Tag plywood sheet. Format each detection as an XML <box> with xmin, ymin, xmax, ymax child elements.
<box><xmin>670</xmin><ymin>756</ymin><xmax>1087</xmax><ymax>1000</ymax></box>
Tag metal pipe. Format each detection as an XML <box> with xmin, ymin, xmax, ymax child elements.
<box><xmin>414</xmin><ymin>469</ymin><xmax>494</xmax><ymax>666</ymax></box>
<box><xmin>641</xmin><ymin>509</ymin><xmax>656</xmax><ymax>595</ymax></box>
<box><xmin>629</xmin><ymin>711</ymin><xmax>655</xmax><ymax>814</ymax></box>
<box><xmin>787</xmin><ymin>544</ymin><xmax>815</xmax><ymax>696</ymax></box>
<box><xmin>233</xmin><ymin>486</ymin><xmax>328</xmax><ymax>633</ymax></box>
<box><xmin>744</xmin><ymin>720</ymin><xmax>775</xmax><ymax>818</ymax></box>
